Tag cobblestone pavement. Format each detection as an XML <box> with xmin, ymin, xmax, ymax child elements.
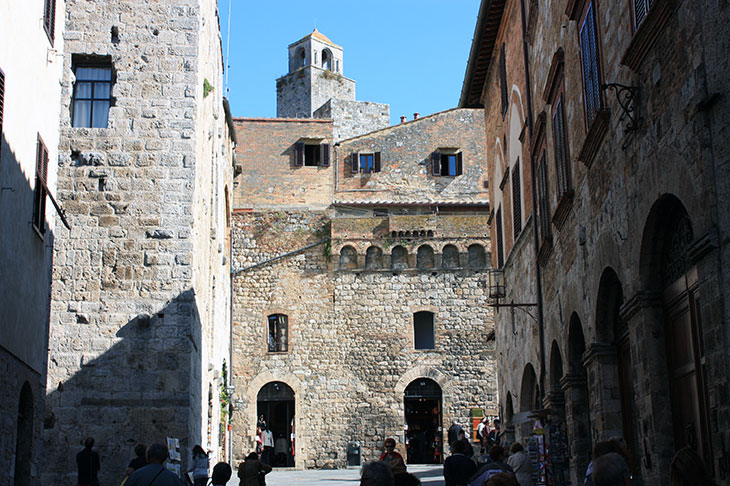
<box><xmin>226</xmin><ymin>464</ymin><xmax>445</xmax><ymax>486</ymax></box>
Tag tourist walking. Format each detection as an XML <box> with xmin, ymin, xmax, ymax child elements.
<box><xmin>469</xmin><ymin>445</ymin><xmax>515</xmax><ymax>485</ymax></box>
<box><xmin>380</xmin><ymin>438</ymin><xmax>407</xmax><ymax>475</ymax></box>
<box><xmin>443</xmin><ymin>440</ymin><xmax>478</xmax><ymax>486</ymax></box>
<box><xmin>238</xmin><ymin>451</ymin><xmax>272</xmax><ymax>486</ymax></box>
<box><xmin>190</xmin><ymin>445</ymin><xmax>209</xmax><ymax>486</ymax></box>
<box><xmin>505</xmin><ymin>443</ymin><xmax>533</xmax><ymax>486</ymax></box>
<box><xmin>76</xmin><ymin>437</ymin><xmax>101</xmax><ymax>486</ymax></box>
<box><xmin>211</xmin><ymin>462</ymin><xmax>232</xmax><ymax>486</ymax></box>
<box><xmin>126</xmin><ymin>443</ymin><xmax>182</xmax><ymax>486</ymax></box>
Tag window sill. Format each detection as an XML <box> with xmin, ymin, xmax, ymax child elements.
<box><xmin>620</xmin><ymin>0</ymin><xmax>678</xmax><ymax>71</ymax></box>
<box><xmin>267</xmin><ymin>351</ymin><xmax>289</xmax><ymax>355</ymax></box>
<box><xmin>578</xmin><ymin>110</ymin><xmax>610</xmax><ymax>167</ymax></box>
<box><xmin>551</xmin><ymin>190</ymin><xmax>575</xmax><ymax>230</ymax></box>
<box><xmin>537</xmin><ymin>235</ymin><xmax>553</xmax><ymax>267</ymax></box>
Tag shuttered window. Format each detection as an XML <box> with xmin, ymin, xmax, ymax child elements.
<box><xmin>33</xmin><ymin>135</ymin><xmax>49</xmax><ymax>236</ymax></box>
<box><xmin>552</xmin><ymin>95</ymin><xmax>571</xmax><ymax>197</ymax></box>
<box><xmin>500</xmin><ymin>43</ymin><xmax>508</xmax><ymax>117</ymax></box>
<box><xmin>0</xmin><ymin>69</ymin><xmax>4</xmax><ymax>157</ymax></box>
<box><xmin>633</xmin><ymin>0</ymin><xmax>655</xmax><ymax>30</ymax></box>
<box><xmin>43</xmin><ymin>0</ymin><xmax>56</xmax><ymax>45</ymax></box>
<box><xmin>512</xmin><ymin>159</ymin><xmax>522</xmax><ymax>238</ymax></box>
<box><xmin>496</xmin><ymin>206</ymin><xmax>504</xmax><ymax>268</ymax></box>
<box><xmin>536</xmin><ymin>152</ymin><xmax>551</xmax><ymax>243</ymax></box>
<box><xmin>579</xmin><ymin>2</ymin><xmax>602</xmax><ymax>127</ymax></box>
<box><xmin>431</xmin><ymin>151</ymin><xmax>463</xmax><ymax>176</ymax></box>
<box><xmin>356</xmin><ymin>152</ymin><xmax>381</xmax><ymax>173</ymax></box>
<box><xmin>294</xmin><ymin>142</ymin><xmax>330</xmax><ymax>167</ymax></box>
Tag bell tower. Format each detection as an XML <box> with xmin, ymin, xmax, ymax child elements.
<box><xmin>276</xmin><ymin>29</ymin><xmax>356</xmax><ymax>118</ymax></box>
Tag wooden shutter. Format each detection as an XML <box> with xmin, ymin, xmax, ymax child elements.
<box><xmin>44</xmin><ymin>0</ymin><xmax>56</xmax><ymax>44</ymax></box>
<box><xmin>431</xmin><ymin>152</ymin><xmax>440</xmax><ymax>176</ymax></box>
<box><xmin>455</xmin><ymin>152</ymin><xmax>463</xmax><ymax>176</ymax></box>
<box><xmin>553</xmin><ymin>96</ymin><xmax>570</xmax><ymax>197</ymax></box>
<box><xmin>320</xmin><ymin>143</ymin><xmax>330</xmax><ymax>167</ymax></box>
<box><xmin>496</xmin><ymin>206</ymin><xmax>504</xmax><ymax>268</ymax></box>
<box><xmin>374</xmin><ymin>152</ymin><xmax>381</xmax><ymax>172</ymax></box>
<box><xmin>537</xmin><ymin>152</ymin><xmax>551</xmax><ymax>242</ymax></box>
<box><xmin>33</xmin><ymin>135</ymin><xmax>49</xmax><ymax>234</ymax></box>
<box><xmin>500</xmin><ymin>43</ymin><xmax>508</xmax><ymax>116</ymax></box>
<box><xmin>351</xmin><ymin>153</ymin><xmax>359</xmax><ymax>173</ymax></box>
<box><xmin>512</xmin><ymin>159</ymin><xmax>522</xmax><ymax>238</ymax></box>
<box><xmin>294</xmin><ymin>142</ymin><xmax>304</xmax><ymax>166</ymax></box>
<box><xmin>580</xmin><ymin>2</ymin><xmax>601</xmax><ymax>126</ymax></box>
<box><xmin>0</xmin><ymin>70</ymin><xmax>4</xmax><ymax>156</ymax></box>
<box><xmin>634</xmin><ymin>0</ymin><xmax>648</xmax><ymax>29</ymax></box>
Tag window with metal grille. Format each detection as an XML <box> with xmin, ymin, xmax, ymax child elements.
<box><xmin>500</xmin><ymin>43</ymin><xmax>508</xmax><ymax>118</ymax></box>
<box><xmin>536</xmin><ymin>152</ymin><xmax>551</xmax><ymax>243</ymax></box>
<box><xmin>512</xmin><ymin>159</ymin><xmax>522</xmax><ymax>238</ymax></box>
<box><xmin>71</xmin><ymin>64</ymin><xmax>112</xmax><ymax>128</ymax></box>
<box><xmin>633</xmin><ymin>0</ymin><xmax>655</xmax><ymax>30</ymax></box>
<box><xmin>552</xmin><ymin>95</ymin><xmax>571</xmax><ymax>197</ymax></box>
<box><xmin>579</xmin><ymin>2</ymin><xmax>602</xmax><ymax>127</ymax></box>
<box><xmin>32</xmin><ymin>135</ymin><xmax>49</xmax><ymax>237</ymax></box>
<box><xmin>267</xmin><ymin>314</ymin><xmax>288</xmax><ymax>352</ymax></box>
<box><xmin>43</xmin><ymin>0</ymin><xmax>56</xmax><ymax>45</ymax></box>
<box><xmin>496</xmin><ymin>206</ymin><xmax>504</xmax><ymax>268</ymax></box>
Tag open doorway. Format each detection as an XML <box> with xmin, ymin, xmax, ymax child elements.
<box><xmin>257</xmin><ymin>382</ymin><xmax>295</xmax><ymax>467</ymax></box>
<box><xmin>404</xmin><ymin>378</ymin><xmax>443</xmax><ymax>464</ymax></box>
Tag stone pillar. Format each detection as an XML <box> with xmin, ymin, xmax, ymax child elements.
<box><xmin>560</xmin><ymin>372</ymin><xmax>592</xmax><ymax>486</ymax></box>
<box><xmin>583</xmin><ymin>343</ymin><xmax>623</xmax><ymax>441</ymax></box>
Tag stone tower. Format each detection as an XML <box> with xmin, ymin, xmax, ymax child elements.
<box><xmin>276</xmin><ymin>29</ymin><xmax>356</xmax><ymax>118</ymax></box>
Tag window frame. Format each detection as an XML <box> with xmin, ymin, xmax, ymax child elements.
<box><xmin>295</xmin><ymin>141</ymin><xmax>330</xmax><ymax>167</ymax></box>
<box><xmin>43</xmin><ymin>0</ymin><xmax>56</xmax><ymax>46</ymax></box>
<box><xmin>267</xmin><ymin>314</ymin><xmax>289</xmax><ymax>353</ymax></box>
<box><xmin>431</xmin><ymin>150</ymin><xmax>463</xmax><ymax>177</ymax></box>
<box><xmin>511</xmin><ymin>158</ymin><xmax>522</xmax><ymax>239</ymax></box>
<box><xmin>71</xmin><ymin>63</ymin><xmax>113</xmax><ymax>129</ymax></box>
<box><xmin>32</xmin><ymin>134</ymin><xmax>49</xmax><ymax>239</ymax></box>
<box><xmin>413</xmin><ymin>311</ymin><xmax>436</xmax><ymax>350</ymax></box>
<box><xmin>353</xmin><ymin>151</ymin><xmax>381</xmax><ymax>174</ymax></box>
<box><xmin>578</xmin><ymin>0</ymin><xmax>605</xmax><ymax>130</ymax></box>
<box><xmin>496</xmin><ymin>206</ymin><xmax>504</xmax><ymax>268</ymax></box>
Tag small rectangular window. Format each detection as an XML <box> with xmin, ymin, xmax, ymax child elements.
<box><xmin>33</xmin><ymin>135</ymin><xmax>49</xmax><ymax>237</ymax></box>
<box><xmin>414</xmin><ymin>311</ymin><xmax>435</xmax><ymax>350</ymax></box>
<box><xmin>267</xmin><ymin>314</ymin><xmax>288</xmax><ymax>352</ymax></box>
<box><xmin>43</xmin><ymin>0</ymin><xmax>56</xmax><ymax>45</ymax></box>
<box><xmin>431</xmin><ymin>151</ymin><xmax>463</xmax><ymax>176</ymax></box>
<box><xmin>353</xmin><ymin>152</ymin><xmax>381</xmax><ymax>173</ymax></box>
<box><xmin>360</xmin><ymin>153</ymin><xmax>374</xmax><ymax>173</ymax></box>
<box><xmin>295</xmin><ymin>141</ymin><xmax>330</xmax><ymax>167</ymax></box>
<box><xmin>71</xmin><ymin>63</ymin><xmax>112</xmax><ymax>128</ymax></box>
<box><xmin>552</xmin><ymin>95</ymin><xmax>572</xmax><ymax>198</ymax></box>
<box><xmin>579</xmin><ymin>1</ymin><xmax>603</xmax><ymax>127</ymax></box>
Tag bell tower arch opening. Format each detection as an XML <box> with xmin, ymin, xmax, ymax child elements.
<box><xmin>404</xmin><ymin>378</ymin><xmax>443</xmax><ymax>465</ymax></box>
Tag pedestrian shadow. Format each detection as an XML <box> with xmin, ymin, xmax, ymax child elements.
<box><xmin>42</xmin><ymin>289</ymin><xmax>203</xmax><ymax>486</ymax></box>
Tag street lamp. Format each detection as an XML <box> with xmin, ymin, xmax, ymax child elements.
<box><xmin>487</xmin><ymin>269</ymin><xmax>538</xmax><ymax>322</ymax></box>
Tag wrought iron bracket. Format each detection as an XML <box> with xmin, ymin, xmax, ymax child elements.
<box><xmin>602</xmin><ymin>82</ymin><xmax>641</xmax><ymax>147</ymax></box>
<box><xmin>488</xmin><ymin>299</ymin><xmax>538</xmax><ymax>325</ymax></box>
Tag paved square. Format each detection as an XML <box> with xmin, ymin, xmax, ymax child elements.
<box><xmin>226</xmin><ymin>465</ymin><xmax>445</xmax><ymax>486</ymax></box>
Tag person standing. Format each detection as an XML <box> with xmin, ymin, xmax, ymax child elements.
<box><xmin>126</xmin><ymin>443</ymin><xmax>182</xmax><ymax>486</ymax></box>
<box><xmin>274</xmin><ymin>433</ymin><xmax>288</xmax><ymax>466</ymax></box>
<box><xmin>380</xmin><ymin>438</ymin><xmax>407</xmax><ymax>475</ymax></box>
<box><xmin>190</xmin><ymin>445</ymin><xmax>209</xmax><ymax>486</ymax></box>
<box><xmin>76</xmin><ymin>437</ymin><xmax>100</xmax><ymax>486</ymax></box>
<box><xmin>443</xmin><ymin>440</ymin><xmax>478</xmax><ymax>486</ymax></box>
<box><xmin>124</xmin><ymin>443</ymin><xmax>147</xmax><ymax>484</ymax></box>
<box><xmin>505</xmin><ymin>443</ymin><xmax>534</xmax><ymax>486</ymax></box>
<box><xmin>477</xmin><ymin>418</ymin><xmax>489</xmax><ymax>454</ymax></box>
<box><xmin>448</xmin><ymin>421</ymin><xmax>464</xmax><ymax>450</ymax></box>
<box><xmin>262</xmin><ymin>426</ymin><xmax>275</xmax><ymax>465</ymax></box>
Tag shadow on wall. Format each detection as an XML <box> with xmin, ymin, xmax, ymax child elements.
<box><xmin>0</xmin><ymin>137</ymin><xmax>56</xmax><ymax>486</ymax></box>
<box><xmin>42</xmin><ymin>289</ymin><xmax>203</xmax><ymax>486</ymax></box>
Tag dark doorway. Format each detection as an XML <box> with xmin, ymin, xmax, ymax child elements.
<box><xmin>14</xmin><ymin>382</ymin><xmax>33</xmax><ymax>486</ymax></box>
<box><xmin>257</xmin><ymin>382</ymin><xmax>295</xmax><ymax>467</ymax></box>
<box><xmin>404</xmin><ymin>378</ymin><xmax>443</xmax><ymax>464</ymax></box>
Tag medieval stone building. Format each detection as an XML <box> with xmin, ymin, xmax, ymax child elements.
<box><xmin>229</xmin><ymin>31</ymin><xmax>497</xmax><ymax>468</ymax></box>
<box><xmin>461</xmin><ymin>0</ymin><xmax>730</xmax><ymax>485</ymax></box>
<box><xmin>41</xmin><ymin>1</ymin><xmax>235</xmax><ymax>485</ymax></box>
<box><xmin>0</xmin><ymin>1</ymin><xmax>65</xmax><ymax>484</ymax></box>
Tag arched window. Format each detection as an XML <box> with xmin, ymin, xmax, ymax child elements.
<box><xmin>413</xmin><ymin>311</ymin><xmax>435</xmax><ymax>349</ymax></box>
<box><xmin>365</xmin><ymin>246</ymin><xmax>383</xmax><ymax>269</ymax></box>
<box><xmin>295</xmin><ymin>47</ymin><xmax>305</xmax><ymax>69</ymax></box>
<box><xmin>322</xmin><ymin>49</ymin><xmax>332</xmax><ymax>70</ymax></box>
<box><xmin>467</xmin><ymin>244</ymin><xmax>486</xmax><ymax>269</ymax></box>
<box><xmin>442</xmin><ymin>245</ymin><xmax>460</xmax><ymax>269</ymax></box>
<box><xmin>339</xmin><ymin>245</ymin><xmax>358</xmax><ymax>270</ymax></box>
<box><xmin>267</xmin><ymin>314</ymin><xmax>288</xmax><ymax>352</ymax></box>
<box><xmin>391</xmin><ymin>246</ymin><xmax>408</xmax><ymax>270</ymax></box>
<box><xmin>416</xmin><ymin>245</ymin><xmax>434</xmax><ymax>269</ymax></box>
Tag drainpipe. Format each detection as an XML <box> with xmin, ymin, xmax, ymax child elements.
<box><xmin>519</xmin><ymin>0</ymin><xmax>547</xmax><ymax>401</ymax></box>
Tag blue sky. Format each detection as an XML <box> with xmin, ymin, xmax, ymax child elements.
<box><xmin>218</xmin><ymin>1</ymin><xmax>481</xmax><ymax>125</ymax></box>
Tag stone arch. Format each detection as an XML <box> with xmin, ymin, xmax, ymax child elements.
<box><xmin>416</xmin><ymin>245</ymin><xmax>434</xmax><ymax>269</ymax></box>
<box><xmin>509</xmin><ymin>85</ymin><xmax>526</xmax><ymax>126</ymax></box>
<box><xmin>441</xmin><ymin>244</ymin><xmax>459</xmax><ymax>269</ymax></box>
<box><xmin>467</xmin><ymin>244</ymin><xmax>486</xmax><ymax>269</ymax></box>
<box><xmin>549</xmin><ymin>340</ymin><xmax>564</xmax><ymax>390</ymax></box>
<box><xmin>339</xmin><ymin>245</ymin><xmax>358</xmax><ymax>270</ymax></box>
<box><xmin>566</xmin><ymin>313</ymin><xmax>592</xmax><ymax>484</ymax></box>
<box><xmin>14</xmin><ymin>381</ymin><xmax>33</xmax><ymax>486</ymax></box>
<box><xmin>295</xmin><ymin>47</ymin><xmax>305</xmax><ymax>69</ymax></box>
<box><xmin>321</xmin><ymin>48</ymin><xmax>332</xmax><ymax>70</ymax></box>
<box><xmin>365</xmin><ymin>246</ymin><xmax>383</xmax><ymax>269</ymax></box>
<box><xmin>519</xmin><ymin>363</ymin><xmax>539</xmax><ymax>412</ymax></box>
<box><xmin>391</xmin><ymin>245</ymin><xmax>408</xmax><ymax>270</ymax></box>
<box><xmin>396</xmin><ymin>366</ymin><xmax>452</xmax><ymax>400</ymax></box>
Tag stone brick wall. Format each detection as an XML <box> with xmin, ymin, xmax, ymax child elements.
<box><xmin>230</xmin><ymin>210</ymin><xmax>496</xmax><ymax>468</ymax></box>
<box><xmin>232</xmin><ymin>118</ymin><xmax>334</xmax><ymax>209</ymax></box>
<box><xmin>314</xmin><ymin>99</ymin><xmax>390</xmax><ymax>142</ymax></box>
<box><xmin>276</xmin><ymin>68</ymin><xmax>356</xmax><ymax>119</ymax></box>
<box><xmin>44</xmin><ymin>1</ymin><xmax>233</xmax><ymax>484</ymax></box>
<box><xmin>336</xmin><ymin>108</ymin><xmax>488</xmax><ymax>204</ymax></box>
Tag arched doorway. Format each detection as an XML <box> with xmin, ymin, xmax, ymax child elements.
<box><xmin>14</xmin><ymin>382</ymin><xmax>33</xmax><ymax>486</ymax></box>
<box><xmin>257</xmin><ymin>382</ymin><xmax>295</xmax><ymax>467</ymax></box>
<box><xmin>404</xmin><ymin>378</ymin><xmax>442</xmax><ymax>464</ymax></box>
<box><xmin>565</xmin><ymin>314</ymin><xmax>592</xmax><ymax>485</ymax></box>
<box><xmin>519</xmin><ymin>364</ymin><xmax>539</xmax><ymax>440</ymax></box>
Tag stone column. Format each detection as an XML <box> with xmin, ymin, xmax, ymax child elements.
<box><xmin>560</xmin><ymin>372</ymin><xmax>592</xmax><ymax>486</ymax></box>
<box><xmin>583</xmin><ymin>343</ymin><xmax>623</xmax><ymax>441</ymax></box>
